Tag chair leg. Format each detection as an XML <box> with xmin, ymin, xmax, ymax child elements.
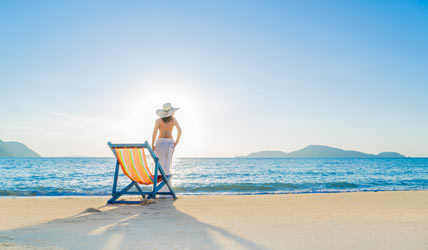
<box><xmin>107</xmin><ymin>181</ymin><xmax>138</xmax><ymax>204</ymax></box>
<box><xmin>134</xmin><ymin>183</ymin><xmax>146</xmax><ymax>200</ymax></box>
<box><xmin>152</xmin><ymin>176</ymin><xmax>177</xmax><ymax>199</ymax></box>
<box><xmin>111</xmin><ymin>161</ymin><xmax>120</xmax><ymax>196</ymax></box>
<box><xmin>157</xmin><ymin>167</ymin><xmax>177</xmax><ymax>199</ymax></box>
<box><xmin>162</xmin><ymin>176</ymin><xmax>177</xmax><ymax>199</ymax></box>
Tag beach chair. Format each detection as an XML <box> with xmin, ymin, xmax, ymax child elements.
<box><xmin>107</xmin><ymin>141</ymin><xmax>177</xmax><ymax>204</ymax></box>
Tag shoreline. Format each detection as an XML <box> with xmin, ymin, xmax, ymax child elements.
<box><xmin>1</xmin><ymin>188</ymin><xmax>428</xmax><ymax>198</ymax></box>
<box><xmin>1</xmin><ymin>190</ymin><xmax>427</xmax><ymax>249</ymax></box>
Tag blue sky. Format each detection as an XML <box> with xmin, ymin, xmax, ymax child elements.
<box><xmin>0</xmin><ymin>0</ymin><xmax>427</xmax><ymax>157</ymax></box>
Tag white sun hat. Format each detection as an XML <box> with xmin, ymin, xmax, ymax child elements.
<box><xmin>156</xmin><ymin>103</ymin><xmax>180</xmax><ymax>118</ymax></box>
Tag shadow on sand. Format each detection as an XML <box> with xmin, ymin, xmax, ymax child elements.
<box><xmin>0</xmin><ymin>199</ymin><xmax>267</xmax><ymax>250</ymax></box>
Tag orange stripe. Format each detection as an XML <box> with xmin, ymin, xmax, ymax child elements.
<box><xmin>138</xmin><ymin>148</ymin><xmax>154</xmax><ymax>183</ymax></box>
<box><xmin>131</xmin><ymin>148</ymin><xmax>151</xmax><ymax>184</ymax></box>
<box><xmin>129</xmin><ymin>148</ymin><xmax>145</xmax><ymax>184</ymax></box>
<box><xmin>121</xmin><ymin>149</ymin><xmax>140</xmax><ymax>182</ymax></box>
<box><xmin>115</xmin><ymin>149</ymin><xmax>133</xmax><ymax>180</ymax></box>
<box><xmin>142</xmin><ymin>149</ymin><xmax>154</xmax><ymax>180</ymax></box>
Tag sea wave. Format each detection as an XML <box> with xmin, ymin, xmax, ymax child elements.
<box><xmin>325</xmin><ymin>182</ymin><xmax>360</xmax><ymax>188</ymax></box>
<box><xmin>1</xmin><ymin>157</ymin><xmax>427</xmax><ymax>196</ymax></box>
<box><xmin>175</xmin><ymin>183</ymin><xmax>301</xmax><ymax>192</ymax></box>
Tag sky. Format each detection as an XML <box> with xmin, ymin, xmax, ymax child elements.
<box><xmin>0</xmin><ymin>0</ymin><xmax>427</xmax><ymax>157</ymax></box>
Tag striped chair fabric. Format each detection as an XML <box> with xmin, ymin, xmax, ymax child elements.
<box><xmin>112</xmin><ymin>147</ymin><xmax>161</xmax><ymax>185</ymax></box>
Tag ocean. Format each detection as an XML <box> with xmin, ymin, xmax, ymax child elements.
<box><xmin>0</xmin><ymin>157</ymin><xmax>427</xmax><ymax>196</ymax></box>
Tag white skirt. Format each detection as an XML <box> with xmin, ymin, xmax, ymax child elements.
<box><xmin>154</xmin><ymin>138</ymin><xmax>175</xmax><ymax>193</ymax></box>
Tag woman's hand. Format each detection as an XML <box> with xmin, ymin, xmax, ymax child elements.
<box><xmin>174</xmin><ymin>141</ymin><xmax>179</xmax><ymax>147</ymax></box>
<box><xmin>152</xmin><ymin>145</ymin><xmax>155</xmax><ymax>151</ymax></box>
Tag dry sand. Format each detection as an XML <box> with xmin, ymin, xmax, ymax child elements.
<box><xmin>0</xmin><ymin>191</ymin><xmax>427</xmax><ymax>250</ymax></box>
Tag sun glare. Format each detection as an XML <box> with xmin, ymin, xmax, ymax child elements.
<box><xmin>117</xmin><ymin>81</ymin><xmax>206</xmax><ymax>156</ymax></box>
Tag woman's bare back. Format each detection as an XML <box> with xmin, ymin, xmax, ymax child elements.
<box><xmin>151</xmin><ymin>116</ymin><xmax>182</xmax><ymax>149</ymax></box>
<box><xmin>157</xmin><ymin>118</ymin><xmax>175</xmax><ymax>138</ymax></box>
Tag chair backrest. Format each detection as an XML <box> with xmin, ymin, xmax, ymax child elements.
<box><xmin>110</xmin><ymin>146</ymin><xmax>155</xmax><ymax>185</ymax></box>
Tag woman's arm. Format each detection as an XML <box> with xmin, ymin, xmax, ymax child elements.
<box><xmin>174</xmin><ymin>119</ymin><xmax>182</xmax><ymax>147</ymax></box>
<box><xmin>151</xmin><ymin>119</ymin><xmax>159</xmax><ymax>150</ymax></box>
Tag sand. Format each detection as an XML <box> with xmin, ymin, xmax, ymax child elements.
<box><xmin>0</xmin><ymin>191</ymin><xmax>427</xmax><ymax>250</ymax></box>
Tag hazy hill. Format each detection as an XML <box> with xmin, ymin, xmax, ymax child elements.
<box><xmin>239</xmin><ymin>145</ymin><xmax>405</xmax><ymax>158</ymax></box>
<box><xmin>0</xmin><ymin>140</ymin><xmax>41</xmax><ymax>157</ymax></box>
<box><xmin>246</xmin><ymin>150</ymin><xmax>289</xmax><ymax>158</ymax></box>
<box><xmin>287</xmin><ymin>145</ymin><xmax>374</xmax><ymax>158</ymax></box>
<box><xmin>0</xmin><ymin>145</ymin><xmax>11</xmax><ymax>157</ymax></box>
<box><xmin>376</xmin><ymin>152</ymin><xmax>405</xmax><ymax>158</ymax></box>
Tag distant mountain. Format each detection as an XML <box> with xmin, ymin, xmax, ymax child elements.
<box><xmin>376</xmin><ymin>152</ymin><xmax>404</xmax><ymax>158</ymax></box>
<box><xmin>239</xmin><ymin>145</ymin><xmax>405</xmax><ymax>158</ymax></box>
<box><xmin>246</xmin><ymin>150</ymin><xmax>289</xmax><ymax>158</ymax></box>
<box><xmin>0</xmin><ymin>139</ymin><xmax>41</xmax><ymax>157</ymax></box>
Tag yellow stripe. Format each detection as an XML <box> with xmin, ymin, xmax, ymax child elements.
<box><xmin>119</xmin><ymin>149</ymin><xmax>132</xmax><ymax>177</ymax></box>
<box><xmin>139</xmin><ymin>148</ymin><xmax>154</xmax><ymax>182</ymax></box>
<box><xmin>129</xmin><ymin>149</ymin><xmax>144</xmax><ymax>183</ymax></box>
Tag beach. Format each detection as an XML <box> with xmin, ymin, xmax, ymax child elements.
<box><xmin>0</xmin><ymin>191</ymin><xmax>427</xmax><ymax>250</ymax></box>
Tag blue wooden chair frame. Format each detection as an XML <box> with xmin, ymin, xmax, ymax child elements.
<box><xmin>107</xmin><ymin>141</ymin><xmax>177</xmax><ymax>204</ymax></box>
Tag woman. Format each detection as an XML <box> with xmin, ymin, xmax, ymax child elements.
<box><xmin>152</xmin><ymin>103</ymin><xmax>182</xmax><ymax>197</ymax></box>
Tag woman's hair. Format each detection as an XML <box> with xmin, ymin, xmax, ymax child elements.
<box><xmin>162</xmin><ymin>116</ymin><xmax>173</xmax><ymax>123</ymax></box>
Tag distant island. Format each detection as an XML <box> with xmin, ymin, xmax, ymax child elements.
<box><xmin>0</xmin><ymin>139</ymin><xmax>40</xmax><ymax>157</ymax></box>
<box><xmin>238</xmin><ymin>145</ymin><xmax>405</xmax><ymax>158</ymax></box>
